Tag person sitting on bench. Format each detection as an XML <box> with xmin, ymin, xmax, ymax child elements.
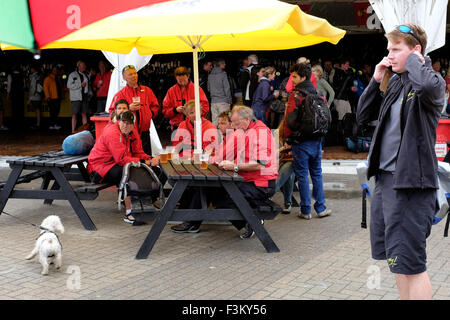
<box><xmin>87</xmin><ymin>110</ymin><xmax>160</xmax><ymax>225</ymax></box>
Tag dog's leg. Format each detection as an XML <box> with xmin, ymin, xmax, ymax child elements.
<box><xmin>54</xmin><ymin>253</ymin><xmax>62</xmax><ymax>270</ymax></box>
<box><xmin>25</xmin><ymin>247</ymin><xmax>38</xmax><ymax>260</ymax></box>
<box><xmin>39</xmin><ymin>256</ymin><xmax>49</xmax><ymax>275</ymax></box>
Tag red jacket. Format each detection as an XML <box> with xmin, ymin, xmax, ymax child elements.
<box><xmin>109</xmin><ymin>84</ymin><xmax>159</xmax><ymax>134</ymax></box>
<box><xmin>162</xmin><ymin>81</ymin><xmax>209</xmax><ymax>129</ymax></box>
<box><xmin>93</xmin><ymin>71</ymin><xmax>112</xmax><ymax>98</ymax></box>
<box><xmin>172</xmin><ymin>117</ymin><xmax>218</xmax><ymax>158</ymax></box>
<box><xmin>219</xmin><ymin>120</ymin><xmax>278</xmax><ymax>187</ymax></box>
<box><xmin>87</xmin><ymin>122</ymin><xmax>151</xmax><ymax>180</ymax></box>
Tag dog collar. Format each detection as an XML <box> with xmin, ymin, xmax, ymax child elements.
<box><xmin>36</xmin><ymin>228</ymin><xmax>62</xmax><ymax>249</ymax></box>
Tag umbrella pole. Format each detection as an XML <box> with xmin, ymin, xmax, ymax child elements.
<box><xmin>192</xmin><ymin>46</ymin><xmax>202</xmax><ymax>154</ymax></box>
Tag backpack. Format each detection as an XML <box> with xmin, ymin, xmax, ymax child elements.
<box><xmin>286</xmin><ymin>89</ymin><xmax>331</xmax><ymax>138</ymax></box>
<box><xmin>345</xmin><ymin>136</ymin><xmax>371</xmax><ymax>153</ymax></box>
<box><xmin>358</xmin><ymin>160</ymin><xmax>450</xmax><ymax>237</ymax></box>
<box><xmin>117</xmin><ymin>162</ymin><xmax>164</xmax><ymax>210</ymax></box>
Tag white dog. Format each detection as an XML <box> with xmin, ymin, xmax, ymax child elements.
<box><xmin>25</xmin><ymin>215</ymin><xmax>64</xmax><ymax>275</ymax></box>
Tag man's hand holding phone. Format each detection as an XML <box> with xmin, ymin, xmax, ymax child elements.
<box><xmin>373</xmin><ymin>57</ymin><xmax>392</xmax><ymax>83</ymax></box>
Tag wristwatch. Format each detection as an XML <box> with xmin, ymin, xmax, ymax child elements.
<box><xmin>234</xmin><ymin>164</ymin><xmax>239</xmax><ymax>173</ymax></box>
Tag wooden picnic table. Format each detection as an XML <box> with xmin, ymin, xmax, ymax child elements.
<box><xmin>133</xmin><ymin>159</ymin><xmax>281</xmax><ymax>259</ymax></box>
<box><xmin>0</xmin><ymin>150</ymin><xmax>113</xmax><ymax>231</ymax></box>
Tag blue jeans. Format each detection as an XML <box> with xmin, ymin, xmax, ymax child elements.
<box><xmin>275</xmin><ymin>161</ymin><xmax>295</xmax><ymax>205</ymax></box>
<box><xmin>292</xmin><ymin>140</ymin><xmax>326</xmax><ymax>215</ymax></box>
<box><xmin>253</xmin><ymin>108</ymin><xmax>268</xmax><ymax>126</ymax></box>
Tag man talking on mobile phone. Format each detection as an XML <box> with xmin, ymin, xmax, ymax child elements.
<box><xmin>357</xmin><ymin>23</ymin><xmax>445</xmax><ymax>300</ymax></box>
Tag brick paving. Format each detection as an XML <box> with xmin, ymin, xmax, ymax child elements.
<box><xmin>0</xmin><ymin>169</ymin><xmax>449</xmax><ymax>300</ymax></box>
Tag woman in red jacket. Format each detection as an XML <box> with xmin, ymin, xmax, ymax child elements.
<box><xmin>171</xmin><ymin>100</ymin><xmax>218</xmax><ymax>159</ymax></box>
<box><xmin>87</xmin><ymin>111</ymin><xmax>160</xmax><ymax>225</ymax></box>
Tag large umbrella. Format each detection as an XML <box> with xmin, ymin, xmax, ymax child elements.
<box><xmin>370</xmin><ymin>0</ymin><xmax>448</xmax><ymax>54</ymax></box>
<box><xmin>0</xmin><ymin>0</ymin><xmax>169</xmax><ymax>50</ymax></box>
<box><xmin>6</xmin><ymin>0</ymin><xmax>346</xmax><ymax>153</ymax></box>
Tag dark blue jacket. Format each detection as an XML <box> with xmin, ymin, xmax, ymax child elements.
<box><xmin>357</xmin><ymin>54</ymin><xmax>445</xmax><ymax>189</ymax></box>
<box><xmin>252</xmin><ymin>78</ymin><xmax>274</xmax><ymax>113</ymax></box>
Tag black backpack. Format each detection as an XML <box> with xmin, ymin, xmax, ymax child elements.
<box><xmin>286</xmin><ymin>89</ymin><xmax>331</xmax><ymax>137</ymax></box>
<box><xmin>117</xmin><ymin>162</ymin><xmax>164</xmax><ymax>210</ymax></box>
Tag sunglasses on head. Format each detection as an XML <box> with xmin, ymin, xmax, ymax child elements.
<box><xmin>122</xmin><ymin>65</ymin><xmax>136</xmax><ymax>73</ymax></box>
<box><xmin>395</xmin><ymin>25</ymin><xmax>423</xmax><ymax>49</ymax></box>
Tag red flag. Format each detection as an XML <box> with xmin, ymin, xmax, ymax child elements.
<box><xmin>298</xmin><ymin>4</ymin><xmax>311</xmax><ymax>14</ymax></box>
<box><xmin>353</xmin><ymin>1</ymin><xmax>371</xmax><ymax>27</ymax></box>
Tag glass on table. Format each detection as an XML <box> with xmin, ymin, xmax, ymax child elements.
<box><xmin>200</xmin><ymin>154</ymin><xmax>209</xmax><ymax>170</ymax></box>
<box><xmin>160</xmin><ymin>148</ymin><xmax>168</xmax><ymax>163</ymax></box>
<box><xmin>166</xmin><ymin>146</ymin><xmax>175</xmax><ymax>161</ymax></box>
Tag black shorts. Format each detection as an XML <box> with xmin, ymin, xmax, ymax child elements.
<box><xmin>370</xmin><ymin>172</ymin><xmax>435</xmax><ymax>275</ymax></box>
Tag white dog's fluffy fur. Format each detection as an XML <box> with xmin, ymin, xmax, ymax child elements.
<box><xmin>25</xmin><ymin>215</ymin><xmax>64</xmax><ymax>275</ymax></box>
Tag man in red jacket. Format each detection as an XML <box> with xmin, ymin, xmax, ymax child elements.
<box><xmin>162</xmin><ymin>66</ymin><xmax>209</xmax><ymax>132</ymax></box>
<box><xmin>87</xmin><ymin>111</ymin><xmax>160</xmax><ymax>225</ymax></box>
<box><xmin>109</xmin><ymin>65</ymin><xmax>160</xmax><ymax>156</ymax></box>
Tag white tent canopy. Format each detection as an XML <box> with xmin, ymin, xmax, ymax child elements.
<box><xmin>370</xmin><ymin>0</ymin><xmax>448</xmax><ymax>54</ymax></box>
<box><xmin>102</xmin><ymin>48</ymin><xmax>162</xmax><ymax>155</ymax></box>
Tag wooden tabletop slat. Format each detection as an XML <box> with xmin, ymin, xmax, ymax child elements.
<box><xmin>191</xmin><ymin>163</ymin><xmax>220</xmax><ymax>180</ymax></box>
<box><xmin>181</xmin><ymin>163</ymin><xmax>206</xmax><ymax>180</ymax></box>
<box><xmin>170</xmin><ymin>162</ymin><xmax>194</xmax><ymax>180</ymax></box>
<box><xmin>207</xmin><ymin>164</ymin><xmax>235</xmax><ymax>181</ymax></box>
<box><xmin>160</xmin><ymin>162</ymin><xmax>180</xmax><ymax>180</ymax></box>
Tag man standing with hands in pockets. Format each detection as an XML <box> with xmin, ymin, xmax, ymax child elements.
<box><xmin>357</xmin><ymin>23</ymin><xmax>445</xmax><ymax>300</ymax></box>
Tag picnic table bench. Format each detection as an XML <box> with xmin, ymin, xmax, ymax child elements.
<box><xmin>132</xmin><ymin>159</ymin><xmax>282</xmax><ymax>259</ymax></box>
<box><xmin>0</xmin><ymin>150</ymin><xmax>113</xmax><ymax>230</ymax></box>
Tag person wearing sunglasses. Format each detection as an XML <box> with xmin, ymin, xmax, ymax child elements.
<box><xmin>357</xmin><ymin>23</ymin><xmax>445</xmax><ymax>300</ymax></box>
<box><xmin>109</xmin><ymin>65</ymin><xmax>160</xmax><ymax>156</ymax></box>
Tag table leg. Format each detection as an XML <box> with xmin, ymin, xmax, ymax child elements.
<box><xmin>222</xmin><ymin>182</ymin><xmax>280</xmax><ymax>253</ymax></box>
<box><xmin>50</xmin><ymin>167</ymin><xmax>96</xmax><ymax>231</ymax></box>
<box><xmin>136</xmin><ymin>180</ymin><xmax>189</xmax><ymax>259</ymax></box>
<box><xmin>0</xmin><ymin>166</ymin><xmax>23</xmax><ymax>215</ymax></box>
<box><xmin>43</xmin><ymin>178</ymin><xmax>59</xmax><ymax>205</ymax></box>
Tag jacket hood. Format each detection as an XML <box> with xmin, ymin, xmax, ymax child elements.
<box><xmin>210</xmin><ymin>67</ymin><xmax>225</xmax><ymax>75</ymax></box>
<box><xmin>294</xmin><ymin>80</ymin><xmax>316</xmax><ymax>94</ymax></box>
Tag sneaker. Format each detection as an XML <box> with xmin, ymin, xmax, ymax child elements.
<box><xmin>317</xmin><ymin>209</ymin><xmax>332</xmax><ymax>218</ymax></box>
<box><xmin>0</xmin><ymin>125</ymin><xmax>9</xmax><ymax>131</ymax></box>
<box><xmin>49</xmin><ymin>125</ymin><xmax>55</xmax><ymax>130</ymax></box>
<box><xmin>123</xmin><ymin>214</ymin><xmax>146</xmax><ymax>226</ymax></box>
<box><xmin>171</xmin><ymin>222</ymin><xmax>200</xmax><ymax>233</ymax></box>
<box><xmin>53</xmin><ymin>124</ymin><xmax>62</xmax><ymax>130</ymax></box>
<box><xmin>240</xmin><ymin>223</ymin><xmax>255</xmax><ymax>239</ymax></box>
<box><xmin>240</xmin><ymin>220</ymin><xmax>264</xmax><ymax>239</ymax></box>
<box><xmin>298</xmin><ymin>213</ymin><xmax>312</xmax><ymax>220</ymax></box>
<box><xmin>282</xmin><ymin>203</ymin><xmax>292</xmax><ymax>214</ymax></box>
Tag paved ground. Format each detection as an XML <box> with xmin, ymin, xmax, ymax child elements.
<box><xmin>0</xmin><ymin>168</ymin><xmax>449</xmax><ymax>301</ymax></box>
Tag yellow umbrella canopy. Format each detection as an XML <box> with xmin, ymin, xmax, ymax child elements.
<box><xmin>2</xmin><ymin>0</ymin><xmax>345</xmax><ymax>153</ymax></box>
<box><xmin>29</xmin><ymin>0</ymin><xmax>345</xmax><ymax>54</ymax></box>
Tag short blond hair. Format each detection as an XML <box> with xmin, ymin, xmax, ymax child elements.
<box><xmin>262</xmin><ymin>66</ymin><xmax>276</xmax><ymax>78</ymax></box>
<box><xmin>183</xmin><ymin>100</ymin><xmax>196</xmax><ymax>116</ymax></box>
<box><xmin>386</xmin><ymin>23</ymin><xmax>427</xmax><ymax>55</ymax></box>
<box><xmin>312</xmin><ymin>64</ymin><xmax>324</xmax><ymax>79</ymax></box>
